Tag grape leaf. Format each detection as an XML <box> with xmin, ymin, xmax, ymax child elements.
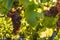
<box><xmin>24</xmin><ymin>2</ymin><xmax>43</xmax><ymax>27</ymax></box>
<box><xmin>43</xmin><ymin>17</ymin><xmax>55</xmax><ymax>28</ymax></box>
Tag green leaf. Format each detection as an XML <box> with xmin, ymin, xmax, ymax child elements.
<box><xmin>3</xmin><ymin>0</ymin><xmax>13</xmax><ymax>10</ymax></box>
<box><xmin>22</xmin><ymin>0</ymin><xmax>30</xmax><ymax>8</ymax></box>
<box><xmin>43</xmin><ymin>17</ymin><xmax>55</xmax><ymax>28</ymax></box>
<box><xmin>24</xmin><ymin>2</ymin><xmax>44</xmax><ymax>27</ymax></box>
<box><xmin>24</xmin><ymin>2</ymin><xmax>39</xmax><ymax>27</ymax></box>
<box><xmin>34</xmin><ymin>12</ymin><xmax>44</xmax><ymax>18</ymax></box>
<box><xmin>25</xmin><ymin>12</ymin><xmax>38</xmax><ymax>27</ymax></box>
<box><xmin>30</xmin><ymin>32</ymin><xmax>39</xmax><ymax>40</ymax></box>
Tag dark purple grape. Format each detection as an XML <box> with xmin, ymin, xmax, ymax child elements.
<box><xmin>16</xmin><ymin>8</ymin><xmax>21</xmax><ymax>13</ymax></box>
<box><xmin>49</xmin><ymin>7</ymin><xmax>58</xmax><ymax>17</ymax></box>
<box><xmin>11</xmin><ymin>13</ymin><xmax>21</xmax><ymax>34</ymax></box>
<box><xmin>7</xmin><ymin>1</ymin><xmax>24</xmax><ymax>34</ymax></box>
<box><xmin>44</xmin><ymin>6</ymin><xmax>58</xmax><ymax>17</ymax></box>
<box><xmin>7</xmin><ymin>8</ymin><xmax>22</xmax><ymax>35</ymax></box>
<box><xmin>44</xmin><ymin>10</ymin><xmax>52</xmax><ymax>17</ymax></box>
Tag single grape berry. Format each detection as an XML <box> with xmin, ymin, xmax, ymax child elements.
<box><xmin>16</xmin><ymin>8</ymin><xmax>21</xmax><ymax>13</ymax></box>
<box><xmin>44</xmin><ymin>10</ymin><xmax>52</xmax><ymax>17</ymax></box>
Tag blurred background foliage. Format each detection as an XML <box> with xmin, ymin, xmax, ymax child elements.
<box><xmin>0</xmin><ymin>0</ymin><xmax>60</xmax><ymax>40</ymax></box>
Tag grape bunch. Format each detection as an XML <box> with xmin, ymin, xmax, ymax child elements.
<box><xmin>7</xmin><ymin>1</ymin><xmax>23</xmax><ymax>35</ymax></box>
<box><xmin>44</xmin><ymin>6</ymin><xmax>58</xmax><ymax>17</ymax></box>
<box><xmin>44</xmin><ymin>0</ymin><xmax>60</xmax><ymax>34</ymax></box>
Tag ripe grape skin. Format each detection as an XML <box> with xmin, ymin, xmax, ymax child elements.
<box><xmin>44</xmin><ymin>7</ymin><xmax>58</xmax><ymax>17</ymax></box>
<box><xmin>7</xmin><ymin>8</ymin><xmax>22</xmax><ymax>34</ymax></box>
<box><xmin>11</xmin><ymin>12</ymin><xmax>22</xmax><ymax>34</ymax></box>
